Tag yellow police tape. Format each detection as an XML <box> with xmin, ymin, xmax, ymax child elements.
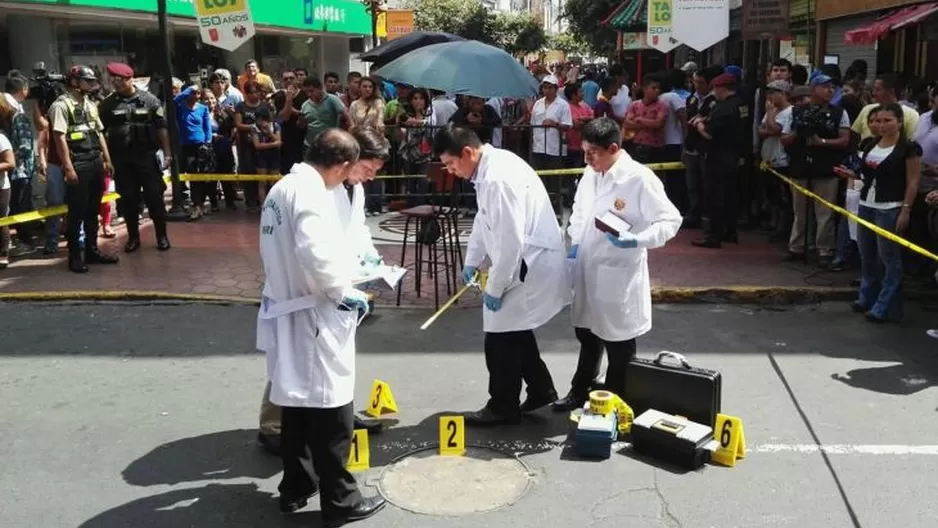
<box><xmin>588</xmin><ymin>390</ymin><xmax>616</xmax><ymax>415</ymax></box>
<box><xmin>762</xmin><ymin>163</ymin><xmax>938</xmax><ymax>263</ymax></box>
<box><xmin>0</xmin><ymin>191</ymin><xmax>121</xmax><ymax>228</ymax></box>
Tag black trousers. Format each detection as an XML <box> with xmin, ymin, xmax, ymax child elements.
<box><xmin>568</xmin><ymin>327</ymin><xmax>637</xmax><ymax>399</ymax></box>
<box><xmin>484</xmin><ymin>330</ymin><xmax>556</xmax><ymax>415</ymax></box>
<box><xmin>114</xmin><ymin>152</ymin><xmax>167</xmax><ymax>240</ymax></box>
<box><xmin>9</xmin><ymin>178</ymin><xmax>39</xmax><ymax>241</ymax></box>
<box><xmin>703</xmin><ymin>153</ymin><xmax>740</xmax><ymax>240</ymax></box>
<box><xmin>65</xmin><ymin>156</ymin><xmax>105</xmax><ymax>256</ymax></box>
<box><xmin>280</xmin><ymin>403</ymin><xmax>362</xmax><ymax>515</ymax></box>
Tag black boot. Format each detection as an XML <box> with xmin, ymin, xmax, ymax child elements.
<box><xmin>156</xmin><ymin>236</ymin><xmax>171</xmax><ymax>251</ymax></box>
<box><xmin>68</xmin><ymin>253</ymin><xmax>88</xmax><ymax>273</ymax></box>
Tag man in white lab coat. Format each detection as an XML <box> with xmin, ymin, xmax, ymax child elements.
<box><xmin>257</xmin><ymin>129</ymin><xmax>386</xmax><ymax>525</ymax></box>
<box><xmin>433</xmin><ymin>123</ymin><xmax>570</xmax><ymax>427</ymax></box>
<box><xmin>552</xmin><ymin>117</ymin><xmax>682</xmax><ymax>412</ymax></box>
<box><xmin>256</xmin><ymin>128</ymin><xmax>391</xmax><ymax>452</ymax></box>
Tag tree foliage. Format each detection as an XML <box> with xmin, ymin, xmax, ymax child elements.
<box><xmin>549</xmin><ymin>33</ymin><xmax>589</xmax><ymax>57</ymax></box>
<box><xmin>560</xmin><ymin>0</ymin><xmax>621</xmax><ymax>57</ymax></box>
<box><xmin>403</xmin><ymin>0</ymin><xmax>547</xmax><ymax>57</ymax></box>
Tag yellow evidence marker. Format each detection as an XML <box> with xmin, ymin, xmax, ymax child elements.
<box><xmin>365</xmin><ymin>379</ymin><xmax>398</xmax><ymax>417</ymax></box>
<box><xmin>347</xmin><ymin>429</ymin><xmax>370</xmax><ymax>472</ymax></box>
<box><xmin>439</xmin><ymin>416</ymin><xmax>466</xmax><ymax>456</ymax></box>
<box><xmin>711</xmin><ymin>413</ymin><xmax>747</xmax><ymax>467</ymax></box>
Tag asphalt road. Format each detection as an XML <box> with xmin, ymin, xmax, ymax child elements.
<box><xmin>1</xmin><ymin>301</ymin><xmax>937</xmax><ymax>528</ymax></box>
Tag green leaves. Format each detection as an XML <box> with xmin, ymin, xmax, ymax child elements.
<box><xmin>560</xmin><ymin>0</ymin><xmax>621</xmax><ymax>56</ymax></box>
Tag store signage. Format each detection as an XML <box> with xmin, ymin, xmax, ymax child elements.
<box><xmin>672</xmin><ymin>0</ymin><xmax>730</xmax><ymax>52</ymax></box>
<box><xmin>385</xmin><ymin>9</ymin><xmax>414</xmax><ymax>40</ymax></box>
<box><xmin>742</xmin><ymin>0</ymin><xmax>791</xmax><ymax>40</ymax></box>
<box><xmin>647</xmin><ymin>0</ymin><xmax>680</xmax><ymax>53</ymax></box>
<box><xmin>622</xmin><ymin>33</ymin><xmax>651</xmax><ymax>51</ymax></box>
<box><xmin>194</xmin><ymin>0</ymin><xmax>255</xmax><ymax>51</ymax></box>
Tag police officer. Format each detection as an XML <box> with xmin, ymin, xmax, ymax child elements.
<box><xmin>691</xmin><ymin>72</ymin><xmax>749</xmax><ymax>249</ymax></box>
<box><xmin>48</xmin><ymin>65</ymin><xmax>119</xmax><ymax>273</ymax></box>
<box><xmin>99</xmin><ymin>62</ymin><xmax>171</xmax><ymax>252</ymax></box>
<box><xmin>683</xmin><ymin>65</ymin><xmax>722</xmax><ymax>228</ymax></box>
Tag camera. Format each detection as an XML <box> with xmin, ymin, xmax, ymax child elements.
<box><xmin>30</xmin><ymin>61</ymin><xmax>67</xmax><ymax>113</ymax></box>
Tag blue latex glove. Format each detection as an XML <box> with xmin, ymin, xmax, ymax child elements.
<box><xmin>462</xmin><ymin>265</ymin><xmax>477</xmax><ymax>285</ymax></box>
<box><xmin>607</xmin><ymin>232</ymin><xmax>638</xmax><ymax>249</ymax></box>
<box><xmin>362</xmin><ymin>251</ymin><xmax>383</xmax><ymax>266</ymax></box>
<box><xmin>340</xmin><ymin>290</ymin><xmax>371</xmax><ymax>315</ymax></box>
<box><xmin>482</xmin><ymin>292</ymin><xmax>503</xmax><ymax>312</ymax></box>
<box><xmin>568</xmin><ymin>244</ymin><xmax>579</xmax><ymax>259</ymax></box>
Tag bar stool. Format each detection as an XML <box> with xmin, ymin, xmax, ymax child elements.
<box><xmin>395</xmin><ymin>163</ymin><xmax>463</xmax><ymax>310</ymax></box>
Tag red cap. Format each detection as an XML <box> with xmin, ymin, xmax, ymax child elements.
<box><xmin>106</xmin><ymin>62</ymin><xmax>134</xmax><ymax>78</ymax></box>
<box><xmin>711</xmin><ymin>73</ymin><xmax>737</xmax><ymax>87</ymax></box>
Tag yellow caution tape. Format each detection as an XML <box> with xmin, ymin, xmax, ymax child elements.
<box><xmin>762</xmin><ymin>163</ymin><xmax>938</xmax><ymax>263</ymax></box>
<box><xmin>589</xmin><ymin>390</ymin><xmax>616</xmax><ymax>415</ymax></box>
<box><xmin>419</xmin><ymin>270</ymin><xmax>487</xmax><ymax>330</ymax></box>
<box><xmin>0</xmin><ymin>191</ymin><xmax>121</xmax><ymax>228</ymax></box>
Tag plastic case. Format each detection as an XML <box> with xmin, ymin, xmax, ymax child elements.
<box><xmin>575</xmin><ymin>411</ymin><xmax>618</xmax><ymax>459</ymax></box>
<box><xmin>630</xmin><ymin>409</ymin><xmax>718</xmax><ymax>470</ymax></box>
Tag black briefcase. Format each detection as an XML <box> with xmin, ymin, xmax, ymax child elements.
<box><xmin>624</xmin><ymin>351</ymin><xmax>722</xmax><ymax>428</ymax></box>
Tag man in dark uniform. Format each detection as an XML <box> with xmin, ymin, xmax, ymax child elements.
<box><xmin>683</xmin><ymin>65</ymin><xmax>722</xmax><ymax>228</ymax></box>
<box><xmin>98</xmin><ymin>62</ymin><xmax>171</xmax><ymax>252</ymax></box>
<box><xmin>47</xmin><ymin>65</ymin><xmax>120</xmax><ymax>273</ymax></box>
<box><xmin>692</xmin><ymin>72</ymin><xmax>749</xmax><ymax>249</ymax></box>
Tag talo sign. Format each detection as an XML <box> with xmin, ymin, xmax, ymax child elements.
<box><xmin>195</xmin><ymin>0</ymin><xmax>256</xmax><ymax>52</ymax></box>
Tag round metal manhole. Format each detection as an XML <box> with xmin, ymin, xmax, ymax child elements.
<box><xmin>376</xmin><ymin>446</ymin><xmax>535</xmax><ymax>516</ymax></box>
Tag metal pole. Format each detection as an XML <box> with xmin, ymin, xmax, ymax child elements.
<box><xmin>158</xmin><ymin>0</ymin><xmax>188</xmax><ymax>220</ymax></box>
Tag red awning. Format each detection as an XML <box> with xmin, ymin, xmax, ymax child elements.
<box><xmin>845</xmin><ymin>3</ymin><xmax>938</xmax><ymax>46</ymax></box>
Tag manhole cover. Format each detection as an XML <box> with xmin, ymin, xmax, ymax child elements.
<box><xmin>377</xmin><ymin>446</ymin><xmax>534</xmax><ymax>516</ymax></box>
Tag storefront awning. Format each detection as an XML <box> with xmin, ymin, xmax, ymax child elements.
<box><xmin>844</xmin><ymin>3</ymin><xmax>938</xmax><ymax>45</ymax></box>
<box><xmin>602</xmin><ymin>0</ymin><xmax>647</xmax><ymax>32</ymax></box>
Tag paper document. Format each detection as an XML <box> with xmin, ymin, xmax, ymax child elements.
<box><xmin>595</xmin><ymin>211</ymin><xmax>633</xmax><ymax>238</ymax></box>
<box><xmin>352</xmin><ymin>264</ymin><xmax>408</xmax><ymax>291</ymax></box>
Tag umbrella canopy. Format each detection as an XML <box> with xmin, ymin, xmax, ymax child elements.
<box><xmin>373</xmin><ymin>40</ymin><xmax>539</xmax><ymax>99</ymax></box>
<box><xmin>359</xmin><ymin>31</ymin><xmax>466</xmax><ymax>69</ymax></box>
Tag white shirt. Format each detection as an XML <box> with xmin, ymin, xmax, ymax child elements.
<box><xmin>486</xmin><ymin>97</ymin><xmax>504</xmax><ymax>148</ymax></box>
<box><xmin>432</xmin><ymin>96</ymin><xmax>458</xmax><ymax>125</ymax></box>
<box><xmin>762</xmin><ymin>106</ymin><xmax>793</xmax><ymax>167</ymax></box>
<box><xmin>659</xmin><ymin>91</ymin><xmax>686</xmax><ymax>146</ymax></box>
<box><xmin>610</xmin><ymin>85</ymin><xmax>632</xmax><ymax>119</ymax></box>
<box><xmin>0</xmin><ymin>133</ymin><xmax>11</xmax><ymax>190</ymax></box>
<box><xmin>530</xmin><ymin>96</ymin><xmax>572</xmax><ymax>156</ymax></box>
<box><xmin>861</xmin><ymin>144</ymin><xmax>903</xmax><ymax>210</ymax></box>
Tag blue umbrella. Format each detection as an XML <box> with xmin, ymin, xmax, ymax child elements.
<box><xmin>373</xmin><ymin>40</ymin><xmax>540</xmax><ymax>99</ymax></box>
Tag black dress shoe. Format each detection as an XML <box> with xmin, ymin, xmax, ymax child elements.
<box><xmin>520</xmin><ymin>389</ymin><xmax>559</xmax><ymax>413</ymax></box>
<box><xmin>691</xmin><ymin>237</ymin><xmax>722</xmax><ymax>249</ymax></box>
<box><xmin>86</xmin><ymin>248</ymin><xmax>119</xmax><ymax>264</ymax></box>
<box><xmin>279</xmin><ymin>489</ymin><xmax>318</xmax><ymax>514</ymax></box>
<box><xmin>353</xmin><ymin>415</ymin><xmax>384</xmax><ymax>435</ymax></box>
<box><xmin>257</xmin><ymin>432</ymin><xmax>281</xmax><ymax>456</ymax></box>
<box><xmin>550</xmin><ymin>393</ymin><xmax>587</xmax><ymax>412</ymax></box>
<box><xmin>68</xmin><ymin>254</ymin><xmax>89</xmax><ymax>273</ymax></box>
<box><xmin>324</xmin><ymin>496</ymin><xmax>387</xmax><ymax>527</ymax></box>
<box><xmin>464</xmin><ymin>406</ymin><xmax>521</xmax><ymax>427</ymax></box>
<box><xmin>157</xmin><ymin>236</ymin><xmax>171</xmax><ymax>251</ymax></box>
<box><xmin>124</xmin><ymin>238</ymin><xmax>141</xmax><ymax>253</ymax></box>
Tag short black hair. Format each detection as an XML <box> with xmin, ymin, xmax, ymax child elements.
<box><xmin>324</xmin><ymin>71</ymin><xmax>339</xmax><ymax>82</ymax></box>
<box><xmin>642</xmin><ymin>73</ymin><xmax>662</xmax><ymax>88</ymax></box>
<box><xmin>352</xmin><ymin>127</ymin><xmax>391</xmax><ymax>161</ymax></box>
<box><xmin>876</xmin><ymin>73</ymin><xmax>902</xmax><ymax>95</ymax></box>
<box><xmin>582</xmin><ymin>117</ymin><xmax>620</xmax><ymax>149</ymax></box>
<box><xmin>303</xmin><ymin>77</ymin><xmax>322</xmax><ymax>89</ymax></box>
<box><xmin>563</xmin><ymin>83</ymin><xmax>579</xmax><ymax>100</ymax></box>
<box><xmin>5</xmin><ymin>73</ymin><xmax>28</xmax><ymax>93</ymax></box>
<box><xmin>305</xmin><ymin>128</ymin><xmax>360</xmax><ymax>167</ymax></box>
<box><xmin>600</xmin><ymin>76</ymin><xmax>618</xmax><ymax>92</ymax></box>
<box><xmin>433</xmin><ymin>123</ymin><xmax>483</xmax><ymax>157</ymax></box>
<box><xmin>293</xmin><ymin>68</ymin><xmax>309</xmax><ymax>76</ymax></box>
<box><xmin>771</xmin><ymin>58</ymin><xmax>792</xmax><ymax>70</ymax></box>
<box><xmin>347</xmin><ymin>71</ymin><xmax>362</xmax><ymax>81</ymax></box>
<box><xmin>791</xmin><ymin>65</ymin><xmax>809</xmax><ymax>85</ymax></box>
<box><xmin>819</xmin><ymin>64</ymin><xmax>843</xmax><ymax>85</ymax></box>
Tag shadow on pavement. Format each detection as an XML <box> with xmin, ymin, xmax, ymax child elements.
<box><xmin>78</xmin><ymin>483</ymin><xmax>322</xmax><ymax>528</ymax></box>
<box><xmin>122</xmin><ymin>429</ymin><xmax>280</xmax><ymax>486</ymax></box>
<box><xmin>831</xmin><ymin>364</ymin><xmax>937</xmax><ymax>396</ymax></box>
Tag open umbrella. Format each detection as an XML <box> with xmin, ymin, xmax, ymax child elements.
<box><xmin>373</xmin><ymin>40</ymin><xmax>539</xmax><ymax>99</ymax></box>
<box><xmin>360</xmin><ymin>31</ymin><xmax>466</xmax><ymax>70</ymax></box>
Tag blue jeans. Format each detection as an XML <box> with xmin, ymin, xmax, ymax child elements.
<box><xmin>856</xmin><ymin>205</ymin><xmax>903</xmax><ymax>321</ymax></box>
<box><xmin>46</xmin><ymin>164</ymin><xmax>85</xmax><ymax>252</ymax></box>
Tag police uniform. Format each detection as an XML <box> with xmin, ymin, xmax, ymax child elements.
<box><xmin>47</xmin><ymin>66</ymin><xmax>119</xmax><ymax>273</ymax></box>
<box><xmin>684</xmin><ymin>90</ymin><xmax>717</xmax><ymax>224</ymax></box>
<box><xmin>99</xmin><ymin>62</ymin><xmax>170</xmax><ymax>252</ymax></box>
<box><xmin>694</xmin><ymin>73</ymin><xmax>749</xmax><ymax>248</ymax></box>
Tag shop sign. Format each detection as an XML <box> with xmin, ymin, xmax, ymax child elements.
<box><xmin>647</xmin><ymin>0</ymin><xmax>680</xmax><ymax>53</ymax></box>
<box><xmin>194</xmin><ymin>0</ymin><xmax>255</xmax><ymax>52</ymax></box>
<box><xmin>672</xmin><ymin>0</ymin><xmax>730</xmax><ymax>52</ymax></box>
<box><xmin>385</xmin><ymin>9</ymin><xmax>414</xmax><ymax>41</ymax></box>
<box><xmin>622</xmin><ymin>33</ymin><xmax>651</xmax><ymax>51</ymax></box>
<box><xmin>742</xmin><ymin>0</ymin><xmax>791</xmax><ymax>40</ymax></box>
<box><xmin>7</xmin><ymin>0</ymin><xmax>373</xmax><ymax>35</ymax></box>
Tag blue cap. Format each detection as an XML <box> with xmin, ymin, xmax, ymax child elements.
<box><xmin>724</xmin><ymin>65</ymin><xmax>742</xmax><ymax>78</ymax></box>
<box><xmin>810</xmin><ymin>72</ymin><xmax>833</xmax><ymax>86</ymax></box>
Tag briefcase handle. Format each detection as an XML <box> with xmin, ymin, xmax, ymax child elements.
<box><xmin>653</xmin><ymin>351</ymin><xmax>691</xmax><ymax>369</ymax></box>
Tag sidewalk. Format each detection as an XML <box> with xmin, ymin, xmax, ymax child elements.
<box><xmin>0</xmin><ymin>211</ymin><xmax>856</xmax><ymax>306</ymax></box>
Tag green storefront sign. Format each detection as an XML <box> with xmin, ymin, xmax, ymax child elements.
<box><xmin>6</xmin><ymin>0</ymin><xmax>372</xmax><ymax>35</ymax></box>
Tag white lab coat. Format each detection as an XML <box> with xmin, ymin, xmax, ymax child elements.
<box><xmin>256</xmin><ymin>163</ymin><xmax>361</xmax><ymax>409</ymax></box>
<box><xmin>334</xmin><ymin>182</ymin><xmax>376</xmax><ymax>258</ymax></box>
<box><xmin>567</xmin><ymin>152</ymin><xmax>682</xmax><ymax>342</ymax></box>
<box><xmin>465</xmin><ymin>144</ymin><xmax>571</xmax><ymax>333</ymax></box>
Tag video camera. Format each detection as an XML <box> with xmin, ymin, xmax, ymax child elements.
<box><xmin>30</xmin><ymin>61</ymin><xmax>67</xmax><ymax>113</ymax></box>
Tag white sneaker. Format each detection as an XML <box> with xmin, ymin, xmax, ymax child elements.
<box><xmin>927</xmin><ymin>329</ymin><xmax>938</xmax><ymax>339</ymax></box>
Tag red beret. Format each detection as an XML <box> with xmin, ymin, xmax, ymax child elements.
<box><xmin>106</xmin><ymin>62</ymin><xmax>134</xmax><ymax>78</ymax></box>
<box><xmin>711</xmin><ymin>73</ymin><xmax>737</xmax><ymax>87</ymax></box>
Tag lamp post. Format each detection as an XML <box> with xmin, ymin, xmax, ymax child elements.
<box><xmin>360</xmin><ymin>0</ymin><xmax>384</xmax><ymax>48</ymax></box>
<box><xmin>157</xmin><ymin>0</ymin><xmax>187</xmax><ymax>220</ymax></box>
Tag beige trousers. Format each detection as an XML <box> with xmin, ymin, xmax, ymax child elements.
<box><xmin>789</xmin><ymin>177</ymin><xmax>840</xmax><ymax>257</ymax></box>
<box><xmin>258</xmin><ymin>381</ymin><xmax>282</xmax><ymax>436</ymax></box>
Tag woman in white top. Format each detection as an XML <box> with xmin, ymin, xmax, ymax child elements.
<box><xmin>0</xmin><ymin>129</ymin><xmax>14</xmax><ymax>268</ymax></box>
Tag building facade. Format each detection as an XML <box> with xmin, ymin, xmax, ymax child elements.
<box><xmin>0</xmin><ymin>0</ymin><xmax>372</xmax><ymax>84</ymax></box>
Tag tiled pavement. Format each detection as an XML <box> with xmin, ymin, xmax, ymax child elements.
<box><xmin>0</xmin><ymin>210</ymin><xmax>854</xmax><ymax>307</ymax></box>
